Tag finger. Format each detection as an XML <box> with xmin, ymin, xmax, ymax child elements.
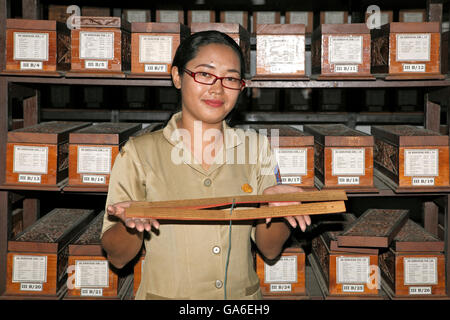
<box><xmin>304</xmin><ymin>215</ymin><xmax>311</xmax><ymax>226</ymax></box>
<box><xmin>295</xmin><ymin>216</ymin><xmax>307</xmax><ymax>232</ymax></box>
<box><xmin>265</xmin><ymin>217</ymin><xmax>271</xmax><ymax>225</ymax></box>
<box><xmin>285</xmin><ymin>216</ymin><xmax>297</xmax><ymax>228</ymax></box>
<box><xmin>124</xmin><ymin>218</ymin><xmax>136</xmax><ymax>229</ymax></box>
<box><xmin>150</xmin><ymin>219</ymin><xmax>160</xmax><ymax>230</ymax></box>
<box><xmin>107</xmin><ymin>205</ymin><xmax>116</xmax><ymax>215</ymax></box>
<box><xmin>134</xmin><ymin>219</ymin><xmax>145</xmax><ymax>233</ymax></box>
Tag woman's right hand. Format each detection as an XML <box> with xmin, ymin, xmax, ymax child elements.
<box><xmin>106</xmin><ymin>201</ymin><xmax>160</xmax><ymax>233</ymax></box>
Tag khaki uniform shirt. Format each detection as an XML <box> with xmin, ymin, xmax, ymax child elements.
<box><xmin>101</xmin><ymin>112</ymin><xmax>278</xmax><ymax>300</ymax></box>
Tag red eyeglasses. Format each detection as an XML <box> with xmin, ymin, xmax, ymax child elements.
<box><xmin>183</xmin><ymin>69</ymin><xmax>245</xmax><ymax>90</ymax></box>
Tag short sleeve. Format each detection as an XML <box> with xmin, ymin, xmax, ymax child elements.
<box><xmin>101</xmin><ymin>138</ymin><xmax>147</xmax><ymax>237</ymax></box>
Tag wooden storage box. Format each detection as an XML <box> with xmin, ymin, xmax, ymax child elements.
<box><xmin>311</xmin><ymin>24</ymin><xmax>374</xmax><ymax>80</ymax></box>
<box><xmin>220</xmin><ymin>11</ymin><xmax>248</xmax><ymax>30</ymax></box>
<box><xmin>187</xmin><ymin>10</ymin><xmax>216</xmax><ymax>26</ymax></box>
<box><xmin>48</xmin><ymin>5</ymin><xmax>71</xmax><ymax>23</ymax></box>
<box><xmin>66</xmin><ymin>213</ymin><xmax>133</xmax><ymax>299</ymax></box>
<box><xmin>251</xmin><ymin>88</ymin><xmax>279</xmax><ymax>111</ymax></box>
<box><xmin>372</xmin><ymin>125</ymin><xmax>450</xmax><ymax>192</ymax></box>
<box><xmin>155</xmin><ymin>10</ymin><xmax>184</xmax><ymax>24</ymax></box>
<box><xmin>399</xmin><ymin>9</ymin><xmax>426</xmax><ymax>23</ymax></box>
<box><xmin>442</xmin><ymin>31</ymin><xmax>448</xmax><ymax>75</ymax></box>
<box><xmin>129</xmin><ymin>22</ymin><xmax>190</xmax><ymax>78</ymax></box>
<box><xmin>320</xmin><ymin>11</ymin><xmax>348</xmax><ymax>25</ymax></box>
<box><xmin>5</xmin><ymin>208</ymin><xmax>96</xmax><ymax>298</ymax></box>
<box><xmin>286</xmin><ymin>11</ymin><xmax>313</xmax><ymax>34</ymax></box>
<box><xmin>66</xmin><ymin>122</ymin><xmax>142</xmax><ymax>192</ymax></box>
<box><xmin>254</xmin><ymin>24</ymin><xmax>308</xmax><ymax>80</ymax></box>
<box><xmin>67</xmin><ymin>16</ymin><xmax>131</xmax><ymax>77</ymax></box>
<box><xmin>365</xmin><ymin>10</ymin><xmax>393</xmax><ymax>28</ymax></box>
<box><xmin>4</xmin><ymin>19</ymin><xmax>71</xmax><ymax>76</ymax></box>
<box><xmin>5</xmin><ymin>121</ymin><xmax>91</xmax><ymax>190</ymax></box>
<box><xmin>364</xmin><ymin>89</ymin><xmax>386</xmax><ymax>112</ymax></box>
<box><xmin>285</xmin><ymin>89</ymin><xmax>312</xmax><ymax>111</ymax></box>
<box><xmin>122</xmin><ymin>9</ymin><xmax>151</xmax><ymax>23</ymax></box>
<box><xmin>318</xmin><ymin>89</ymin><xmax>345</xmax><ymax>111</ymax></box>
<box><xmin>252</xmin><ymin>11</ymin><xmax>280</xmax><ymax>34</ymax></box>
<box><xmin>190</xmin><ymin>23</ymin><xmax>250</xmax><ymax>76</ymax></box>
<box><xmin>379</xmin><ymin>219</ymin><xmax>446</xmax><ymax>298</ymax></box>
<box><xmin>81</xmin><ymin>6</ymin><xmax>110</xmax><ymax>17</ymax></box>
<box><xmin>303</xmin><ymin>124</ymin><xmax>377</xmax><ymax>193</ymax></box>
<box><xmin>371</xmin><ymin>22</ymin><xmax>444</xmax><ymax>80</ymax></box>
<box><xmin>256</xmin><ymin>242</ymin><xmax>306</xmax><ymax>297</ymax></box>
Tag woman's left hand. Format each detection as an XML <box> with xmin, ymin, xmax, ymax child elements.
<box><xmin>262</xmin><ymin>184</ymin><xmax>311</xmax><ymax>232</ymax></box>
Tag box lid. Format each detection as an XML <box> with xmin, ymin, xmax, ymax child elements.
<box><xmin>69</xmin><ymin>122</ymin><xmax>142</xmax><ymax>145</ymax></box>
<box><xmin>371</xmin><ymin>125</ymin><xmax>448</xmax><ymax>146</ymax></box>
<box><xmin>191</xmin><ymin>22</ymin><xmax>244</xmax><ymax>34</ymax></box>
<box><xmin>131</xmin><ymin>22</ymin><xmax>187</xmax><ymax>33</ymax></box>
<box><xmin>72</xmin><ymin>16</ymin><xmax>131</xmax><ymax>31</ymax></box>
<box><xmin>69</xmin><ymin>212</ymin><xmax>105</xmax><ymax>256</ymax></box>
<box><xmin>389</xmin><ymin>21</ymin><xmax>440</xmax><ymax>33</ymax></box>
<box><xmin>256</xmin><ymin>23</ymin><xmax>305</xmax><ymax>35</ymax></box>
<box><xmin>7</xmin><ymin>121</ymin><xmax>92</xmax><ymax>144</ymax></box>
<box><xmin>320</xmin><ymin>23</ymin><xmax>370</xmax><ymax>35</ymax></box>
<box><xmin>304</xmin><ymin>124</ymin><xmax>374</xmax><ymax>147</ymax></box>
<box><xmin>7</xmin><ymin>18</ymin><xmax>58</xmax><ymax>31</ymax></box>
<box><xmin>393</xmin><ymin>219</ymin><xmax>444</xmax><ymax>252</ymax></box>
<box><xmin>242</xmin><ymin>124</ymin><xmax>314</xmax><ymax>147</ymax></box>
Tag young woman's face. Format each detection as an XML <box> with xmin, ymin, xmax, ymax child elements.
<box><xmin>172</xmin><ymin>43</ymin><xmax>243</xmax><ymax>126</ymax></box>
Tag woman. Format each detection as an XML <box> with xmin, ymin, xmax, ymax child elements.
<box><xmin>101</xmin><ymin>31</ymin><xmax>311</xmax><ymax>300</ymax></box>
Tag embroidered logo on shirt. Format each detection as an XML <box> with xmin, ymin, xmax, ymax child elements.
<box><xmin>241</xmin><ymin>183</ymin><xmax>253</xmax><ymax>193</ymax></box>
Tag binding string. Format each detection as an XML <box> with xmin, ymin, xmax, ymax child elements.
<box><xmin>224</xmin><ymin>198</ymin><xmax>235</xmax><ymax>300</ymax></box>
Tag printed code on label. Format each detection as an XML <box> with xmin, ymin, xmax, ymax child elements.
<box><xmin>282</xmin><ymin>176</ymin><xmax>302</xmax><ymax>184</ymax></box>
<box><xmin>409</xmin><ymin>287</ymin><xmax>432</xmax><ymax>295</ymax></box>
<box><xmin>334</xmin><ymin>65</ymin><xmax>358</xmax><ymax>73</ymax></box>
<box><xmin>403</xmin><ymin>64</ymin><xmax>426</xmax><ymax>72</ymax></box>
<box><xmin>342</xmin><ymin>284</ymin><xmax>364</xmax><ymax>292</ymax></box>
<box><xmin>145</xmin><ymin>64</ymin><xmax>167</xmax><ymax>72</ymax></box>
<box><xmin>18</xmin><ymin>174</ymin><xmax>41</xmax><ymax>183</ymax></box>
<box><xmin>81</xmin><ymin>288</ymin><xmax>103</xmax><ymax>297</ymax></box>
<box><xmin>85</xmin><ymin>61</ymin><xmax>107</xmax><ymax>69</ymax></box>
<box><xmin>270</xmin><ymin>284</ymin><xmax>292</xmax><ymax>292</ymax></box>
<box><xmin>20</xmin><ymin>61</ymin><xmax>43</xmax><ymax>70</ymax></box>
<box><xmin>20</xmin><ymin>283</ymin><xmax>43</xmax><ymax>291</ymax></box>
<box><xmin>338</xmin><ymin>177</ymin><xmax>360</xmax><ymax>185</ymax></box>
<box><xmin>412</xmin><ymin>177</ymin><xmax>435</xmax><ymax>186</ymax></box>
<box><xmin>82</xmin><ymin>175</ymin><xmax>106</xmax><ymax>184</ymax></box>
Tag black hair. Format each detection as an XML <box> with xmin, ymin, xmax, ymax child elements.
<box><xmin>172</xmin><ymin>30</ymin><xmax>246</xmax><ymax>78</ymax></box>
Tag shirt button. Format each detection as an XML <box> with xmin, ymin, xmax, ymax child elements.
<box><xmin>203</xmin><ymin>178</ymin><xmax>212</xmax><ymax>187</ymax></box>
<box><xmin>212</xmin><ymin>246</ymin><xmax>221</xmax><ymax>254</ymax></box>
<box><xmin>215</xmin><ymin>280</ymin><xmax>223</xmax><ymax>289</ymax></box>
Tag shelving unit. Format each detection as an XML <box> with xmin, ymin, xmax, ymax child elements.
<box><xmin>0</xmin><ymin>0</ymin><xmax>450</xmax><ymax>299</ymax></box>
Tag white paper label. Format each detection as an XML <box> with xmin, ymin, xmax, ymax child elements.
<box><xmin>332</xmin><ymin>149</ymin><xmax>365</xmax><ymax>176</ymax></box>
<box><xmin>282</xmin><ymin>176</ymin><xmax>302</xmax><ymax>184</ymax></box>
<box><xmin>125</xmin><ymin>10</ymin><xmax>148</xmax><ymax>23</ymax></box>
<box><xmin>396</xmin><ymin>34</ymin><xmax>430</xmax><ymax>62</ymax></box>
<box><xmin>20</xmin><ymin>283</ymin><xmax>43</xmax><ymax>291</ymax></box>
<box><xmin>404</xmin><ymin>257</ymin><xmax>437</xmax><ymax>285</ymax></box>
<box><xmin>338</xmin><ymin>176</ymin><xmax>360</xmax><ymax>185</ymax></box>
<box><xmin>404</xmin><ymin>149</ymin><xmax>438</xmax><ymax>177</ymax></box>
<box><xmin>334</xmin><ymin>64</ymin><xmax>358</xmax><ymax>73</ymax></box>
<box><xmin>18</xmin><ymin>174</ymin><xmax>41</xmax><ymax>183</ymax></box>
<box><xmin>224</xmin><ymin>11</ymin><xmax>244</xmax><ymax>25</ymax></box>
<box><xmin>80</xmin><ymin>32</ymin><xmax>114</xmax><ymax>60</ymax></box>
<box><xmin>270</xmin><ymin>284</ymin><xmax>292</xmax><ymax>292</ymax></box>
<box><xmin>325</xmin><ymin>12</ymin><xmax>345</xmax><ymax>24</ymax></box>
<box><xmin>412</xmin><ymin>177</ymin><xmax>435</xmax><ymax>186</ymax></box>
<box><xmin>274</xmin><ymin>148</ymin><xmax>307</xmax><ymax>176</ymax></box>
<box><xmin>139</xmin><ymin>35</ymin><xmax>173</xmax><ymax>63</ymax></box>
<box><xmin>191</xmin><ymin>11</ymin><xmax>212</xmax><ymax>23</ymax></box>
<box><xmin>159</xmin><ymin>10</ymin><xmax>180</xmax><ymax>23</ymax></box>
<box><xmin>13</xmin><ymin>255</ymin><xmax>47</xmax><ymax>283</ymax></box>
<box><xmin>336</xmin><ymin>256</ymin><xmax>370</xmax><ymax>284</ymax></box>
<box><xmin>84</xmin><ymin>60</ymin><xmax>108</xmax><ymax>69</ymax></box>
<box><xmin>342</xmin><ymin>284</ymin><xmax>365</xmax><ymax>292</ymax></box>
<box><xmin>258</xmin><ymin>35</ymin><xmax>305</xmax><ymax>73</ymax></box>
<box><xmin>409</xmin><ymin>286</ymin><xmax>432</xmax><ymax>295</ymax></box>
<box><xmin>13</xmin><ymin>145</ymin><xmax>48</xmax><ymax>174</ymax></box>
<box><xmin>264</xmin><ymin>256</ymin><xmax>297</xmax><ymax>283</ymax></box>
<box><xmin>20</xmin><ymin>61</ymin><xmax>43</xmax><ymax>70</ymax></box>
<box><xmin>81</xmin><ymin>288</ymin><xmax>103</xmax><ymax>297</ymax></box>
<box><xmin>77</xmin><ymin>146</ymin><xmax>112</xmax><ymax>174</ymax></box>
<box><xmin>144</xmin><ymin>64</ymin><xmax>167</xmax><ymax>73</ymax></box>
<box><xmin>380</xmin><ymin>13</ymin><xmax>390</xmax><ymax>26</ymax></box>
<box><xmin>82</xmin><ymin>174</ymin><xmax>106</xmax><ymax>184</ymax></box>
<box><xmin>75</xmin><ymin>260</ymin><xmax>109</xmax><ymax>288</ymax></box>
<box><xmin>403</xmin><ymin>64</ymin><xmax>426</xmax><ymax>72</ymax></box>
<box><xmin>256</xmin><ymin>12</ymin><xmax>276</xmax><ymax>24</ymax></box>
<box><xmin>14</xmin><ymin>32</ymin><xmax>48</xmax><ymax>61</ymax></box>
<box><xmin>289</xmin><ymin>12</ymin><xmax>309</xmax><ymax>26</ymax></box>
<box><xmin>403</xmin><ymin>12</ymin><xmax>424</xmax><ymax>23</ymax></box>
<box><xmin>329</xmin><ymin>36</ymin><xmax>363</xmax><ymax>64</ymax></box>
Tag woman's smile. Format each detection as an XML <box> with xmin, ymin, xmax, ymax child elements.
<box><xmin>202</xmin><ymin>99</ymin><xmax>225</xmax><ymax>108</ymax></box>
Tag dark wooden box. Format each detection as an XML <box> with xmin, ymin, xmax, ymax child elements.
<box><xmin>256</xmin><ymin>242</ymin><xmax>306</xmax><ymax>297</ymax></box>
<box><xmin>318</xmin><ymin>89</ymin><xmax>345</xmax><ymax>111</ymax></box>
<box><xmin>442</xmin><ymin>31</ymin><xmax>449</xmax><ymax>75</ymax></box>
<box><xmin>303</xmin><ymin>124</ymin><xmax>377</xmax><ymax>193</ymax></box>
<box><xmin>66</xmin><ymin>212</ymin><xmax>133</xmax><ymax>299</ymax></box>
<box><xmin>254</xmin><ymin>24</ymin><xmax>308</xmax><ymax>80</ymax></box>
<box><xmin>6</xmin><ymin>208</ymin><xmax>96</xmax><ymax>298</ymax></box>
<box><xmin>122</xmin><ymin>9</ymin><xmax>151</xmax><ymax>23</ymax></box>
<box><xmin>319</xmin><ymin>11</ymin><xmax>348</xmax><ymax>25</ymax></box>
<box><xmin>66</xmin><ymin>122</ymin><xmax>142</xmax><ymax>192</ymax></box>
<box><xmin>155</xmin><ymin>10</ymin><xmax>184</xmax><ymax>24</ymax></box>
<box><xmin>67</xmin><ymin>16</ymin><xmax>131</xmax><ymax>77</ymax></box>
<box><xmin>364</xmin><ymin>89</ymin><xmax>386</xmax><ymax>112</ymax></box>
<box><xmin>187</xmin><ymin>10</ymin><xmax>216</xmax><ymax>26</ymax></box>
<box><xmin>48</xmin><ymin>5</ymin><xmax>71</xmax><ymax>24</ymax></box>
<box><xmin>285</xmin><ymin>11</ymin><xmax>313</xmax><ymax>34</ymax></box>
<box><xmin>252</xmin><ymin>11</ymin><xmax>281</xmax><ymax>34</ymax></box>
<box><xmin>129</xmin><ymin>23</ymin><xmax>190</xmax><ymax>78</ymax></box>
<box><xmin>372</xmin><ymin>125</ymin><xmax>450</xmax><ymax>192</ymax></box>
<box><xmin>220</xmin><ymin>11</ymin><xmax>248</xmax><ymax>30</ymax></box>
<box><xmin>285</xmin><ymin>89</ymin><xmax>312</xmax><ymax>111</ymax></box>
<box><xmin>81</xmin><ymin>7</ymin><xmax>111</xmax><ymax>17</ymax></box>
<box><xmin>190</xmin><ymin>23</ymin><xmax>250</xmax><ymax>76</ymax></box>
<box><xmin>4</xmin><ymin>19</ymin><xmax>71</xmax><ymax>76</ymax></box>
<box><xmin>5</xmin><ymin>121</ymin><xmax>91</xmax><ymax>190</ymax></box>
<box><xmin>399</xmin><ymin>9</ymin><xmax>426</xmax><ymax>23</ymax></box>
<box><xmin>379</xmin><ymin>219</ymin><xmax>446</xmax><ymax>298</ymax></box>
<box><xmin>311</xmin><ymin>24</ymin><xmax>374</xmax><ymax>80</ymax></box>
<box><xmin>371</xmin><ymin>22</ymin><xmax>444</xmax><ymax>80</ymax></box>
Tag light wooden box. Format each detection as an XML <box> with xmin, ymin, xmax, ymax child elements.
<box><xmin>5</xmin><ymin>121</ymin><xmax>91</xmax><ymax>190</ymax></box>
<box><xmin>5</xmin><ymin>208</ymin><xmax>96</xmax><ymax>298</ymax></box>
<box><xmin>155</xmin><ymin>10</ymin><xmax>184</xmax><ymax>24</ymax></box>
<box><xmin>320</xmin><ymin>11</ymin><xmax>348</xmax><ymax>25</ymax></box>
<box><xmin>254</xmin><ymin>24</ymin><xmax>308</xmax><ymax>80</ymax></box>
<box><xmin>252</xmin><ymin>11</ymin><xmax>281</xmax><ymax>34</ymax></box>
<box><xmin>122</xmin><ymin>9</ymin><xmax>151</xmax><ymax>23</ymax></box>
<box><xmin>129</xmin><ymin>22</ymin><xmax>190</xmax><ymax>78</ymax></box>
<box><xmin>285</xmin><ymin>11</ymin><xmax>313</xmax><ymax>34</ymax></box>
<box><xmin>311</xmin><ymin>24</ymin><xmax>374</xmax><ymax>80</ymax></box>
<box><xmin>66</xmin><ymin>123</ymin><xmax>142</xmax><ymax>192</ymax></box>
<box><xmin>365</xmin><ymin>10</ymin><xmax>393</xmax><ymax>29</ymax></box>
<box><xmin>67</xmin><ymin>16</ymin><xmax>131</xmax><ymax>77</ymax></box>
<box><xmin>187</xmin><ymin>10</ymin><xmax>216</xmax><ymax>26</ymax></box>
<box><xmin>372</xmin><ymin>125</ymin><xmax>450</xmax><ymax>192</ymax></box>
<box><xmin>4</xmin><ymin>19</ymin><xmax>71</xmax><ymax>76</ymax></box>
<box><xmin>399</xmin><ymin>9</ymin><xmax>426</xmax><ymax>23</ymax></box>
<box><xmin>371</xmin><ymin>22</ymin><xmax>445</xmax><ymax>80</ymax></box>
<box><xmin>303</xmin><ymin>124</ymin><xmax>377</xmax><ymax>193</ymax></box>
<box><xmin>220</xmin><ymin>11</ymin><xmax>248</xmax><ymax>30</ymax></box>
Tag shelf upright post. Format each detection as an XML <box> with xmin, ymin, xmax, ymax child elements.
<box><xmin>22</xmin><ymin>0</ymin><xmax>41</xmax><ymax>19</ymax></box>
<box><xmin>0</xmin><ymin>77</ymin><xmax>8</xmax><ymax>295</ymax></box>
